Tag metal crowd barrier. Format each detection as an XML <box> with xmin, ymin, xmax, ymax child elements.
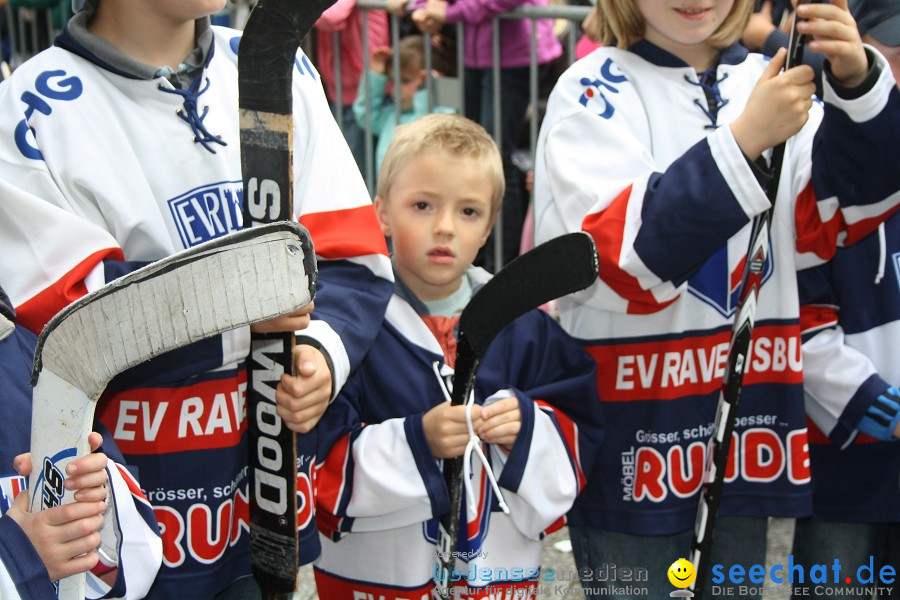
<box><xmin>349</xmin><ymin>1</ymin><xmax>592</xmax><ymax>268</ymax></box>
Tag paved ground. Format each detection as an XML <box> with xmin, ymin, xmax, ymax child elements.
<box><xmin>291</xmin><ymin>520</ymin><xmax>801</xmax><ymax>600</ymax></box>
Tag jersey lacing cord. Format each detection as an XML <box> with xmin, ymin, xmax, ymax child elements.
<box><xmin>158</xmin><ymin>76</ymin><xmax>227</xmax><ymax>154</ymax></box>
<box><xmin>685</xmin><ymin>70</ymin><xmax>730</xmax><ymax>130</ymax></box>
<box><xmin>431</xmin><ymin>362</ymin><xmax>511</xmax><ymax>517</ymax></box>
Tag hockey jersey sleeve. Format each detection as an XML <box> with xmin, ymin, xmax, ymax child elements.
<box><xmin>288</xmin><ymin>47</ymin><xmax>393</xmax><ymax>396</ymax></box>
<box><xmin>797</xmin><ymin>226</ymin><xmax>897</xmax><ymax>448</ymax></box>
<box><xmin>313</xmin><ymin>311</ymin><xmax>603</xmax><ymax>540</ymax></box>
<box><xmin>793</xmin><ymin>48</ymin><xmax>900</xmax><ymax>270</ymax></box>
<box><xmin>0</xmin><ymin>515</ymin><xmax>57</xmax><ymax>600</ymax></box>
<box><xmin>474</xmin><ymin>312</ymin><xmax>603</xmax><ymax>539</ymax></box>
<box><xmin>313</xmin><ymin>387</ymin><xmax>446</xmax><ymax>537</ymax></box>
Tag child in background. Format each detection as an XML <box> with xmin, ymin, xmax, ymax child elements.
<box><xmin>533</xmin><ymin>0</ymin><xmax>899</xmax><ymax>597</ymax></box>
<box><xmin>309</xmin><ymin>114</ymin><xmax>604</xmax><ymax>599</ymax></box>
<box><xmin>0</xmin><ymin>284</ymin><xmax>162</xmax><ymax>599</ymax></box>
<box><xmin>353</xmin><ymin>34</ymin><xmax>455</xmax><ymax>177</ymax></box>
<box><xmin>0</xmin><ymin>0</ymin><xmax>393</xmax><ymax>597</ymax></box>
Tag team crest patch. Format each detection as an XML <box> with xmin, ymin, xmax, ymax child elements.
<box><xmin>577</xmin><ymin>58</ymin><xmax>627</xmax><ymax>119</ymax></box>
<box><xmin>168</xmin><ymin>180</ymin><xmax>243</xmax><ymax>247</ymax></box>
<box><xmin>688</xmin><ymin>243</ymin><xmax>774</xmax><ymax>318</ymax></box>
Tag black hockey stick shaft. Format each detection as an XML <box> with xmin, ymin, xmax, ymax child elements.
<box><xmin>239</xmin><ymin>1</ymin><xmax>335</xmax><ymax>596</ymax></box>
<box><xmin>433</xmin><ymin>232</ymin><xmax>598</xmax><ymax>599</ymax></box>
<box><xmin>689</xmin><ymin>5</ymin><xmax>809</xmax><ymax>597</ymax></box>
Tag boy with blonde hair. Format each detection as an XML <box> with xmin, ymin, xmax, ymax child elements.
<box><xmin>308</xmin><ymin>114</ymin><xmax>603</xmax><ymax>600</ymax></box>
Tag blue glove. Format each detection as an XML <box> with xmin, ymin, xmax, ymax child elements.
<box><xmin>858</xmin><ymin>386</ymin><xmax>900</xmax><ymax>442</ymax></box>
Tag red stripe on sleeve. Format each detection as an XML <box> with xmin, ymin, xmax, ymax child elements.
<box><xmin>16</xmin><ymin>247</ymin><xmax>125</xmax><ymax>334</ymax></box>
<box><xmin>843</xmin><ymin>208</ymin><xmax>899</xmax><ymax>247</ymax></box>
<box><xmin>317</xmin><ymin>433</ymin><xmax>351</xmax><ymax>514</ymax></box>
<box><xmin>299</xmin><ymin>206</ymin><xmax>389</xmax><ymax>260</ymax></box>
<box><xmin>582</xmin><ymin>187</ymin><xmax>676</xmax><ymax>315</ymax></box>
<box><xmin>799</xmin><ymin>304</ymin><xmax>838</xmax><ymax>335</ymax></box>
<box><xmin>794</xmin><ymin>181</ymin><xmax>842</xmax><ymax>263</ymax></box>
<box><xmin>534</xmin><ymin>401</ymin><xmax>585</xmax><ymax>490</ymax></box>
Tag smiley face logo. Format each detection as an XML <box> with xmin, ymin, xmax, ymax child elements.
<box><xmin>668</xmin><ymin>558</ymin><xmax>696</xmax><ymax>589</ymax></box>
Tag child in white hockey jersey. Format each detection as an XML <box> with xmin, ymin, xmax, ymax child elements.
<box><xmin>0</xmin><ymin>0</ymin><xmax>393</xmax><ymax>598</ymax></box>
<box><xmin>309</xmin><ymin>114</ymin><xmax>604</xmax><ymax>600</ymax></box>
<box><xmin>533</xmin><ymin>0</ymin><xmax>899</xmax><ymax>597</ymax></box>
<box><xmin>0</xmin><ymin>285</ymin><xmax>161</xmax><ymax>599</ymax></box>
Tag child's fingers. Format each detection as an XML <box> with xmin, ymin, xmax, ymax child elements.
<box><xmin>43</xmin><ymin>500</ymin><xmax>107</xmax><ymax>527</ymax></box>
<box><xmin>12</xmin><ymin>452</ymin><xmax>32</xmax><ymax>477</ymax></box>
<box><xmin>64</xmin><ymin>470</ymin><xmax>108</xmax><ymax>494</ymax></box>
<box><xmin>782</xmin><ymin>63</ymin><xmax>816</xmax><ymax>85</ymax></box>
<box><xmin>761</xmin><ymin>47</ymin><xmax>787</xmax><ymax>81</ymax></box>
<box><xmin>87</xmin><ymin>431</ymin><xmax>103</xmax><ymax>452</ymax></box>
<box><xmin>48</xmin><ymin>512</ymin><xmax>105</xmax><ymax>544</ymax></box>
<box><xmin>480</xmin><ymin>424</ymin><xmax>521</xmax><ymax>447</ymax></box>
<box><xmin>478</xmin><ymin>407</ymin><xmax>520</xmax><ymax>434</ymax></box>
<box><xmin>66</xmin><ymin>452</ymin><xmax>108</xmax><ymax>478</ymax></box>
<box><xmin>51</xmin><ymin>549</ymin><xmax>101</xmax><ymax>581</ymax></box>
<box><xmin>74</xmin><ymin>485</ymin><xmax>109</xmax><ymax>503</ymax></box>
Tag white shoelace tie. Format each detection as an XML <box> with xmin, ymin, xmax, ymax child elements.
<box><xmin>432</xmin><ymin>362</ymin><xmax>510</xmax><ymax>517</ymax></box>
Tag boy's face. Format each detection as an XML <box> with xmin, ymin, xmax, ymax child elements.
<box><xmin>375</xmin><ymin>151</ymin><xmax>496</xmax><ymax>302</ymax></box>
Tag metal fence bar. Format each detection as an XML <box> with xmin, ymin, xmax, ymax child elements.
<box><xmin>456</xmin><ymin>21</ymin><xmax>465</xmax><ymax>116</ymax></box>
<box><xmin>332</xmin><ymin>29</ymin><xmax>344</xmax><ymax>131</ymax></box>
<box><xmin>491</xmin><ymin>16</ymin><xmax>503</xmax><ymax>270</ymax></box>
<box><xmin>361</xmin><ymin>8</ymin><xmax>375</xmax><ymax>194</ymax></box>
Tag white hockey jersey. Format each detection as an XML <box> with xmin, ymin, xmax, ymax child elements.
<box><xmin>534</xmin><ymin>41</ymin><xmax>899</xmax><ymax>535</ymax></box>
<box><xmin>0</xmin><ymin>24</ymin><xmax>392</xmax><ymax>599</ymax></box>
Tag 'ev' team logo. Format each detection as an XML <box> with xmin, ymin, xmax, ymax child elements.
<box><xmin>578</xmin><ymin>58</ymin><xmax>627</xmax><ymax>120</ymax></box>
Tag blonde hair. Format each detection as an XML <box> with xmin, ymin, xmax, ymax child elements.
<box><xmin>376</xmin><ymin>114</ymin><xmax>505</xmax><ymax>216</ymax></box>
<box><xmin>593</xmin><ymin>0</ymin><xmax>754</xmax><ymax>50</ymax></box>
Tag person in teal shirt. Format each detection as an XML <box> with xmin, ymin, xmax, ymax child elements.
<box><xmin>353</xmin><ymin>35</ymin><xmax>455</xmax><ymax>177</ymax></box>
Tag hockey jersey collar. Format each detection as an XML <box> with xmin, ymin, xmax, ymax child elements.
<box><xmin>55</xmin><ymin>12</ymin><xmax>214</xmax><ymax>83</ymax></box>
<box><xmin>630</xmin><ymin>39</ymin><xmax>749</xmax><ymax>69</ymax></box>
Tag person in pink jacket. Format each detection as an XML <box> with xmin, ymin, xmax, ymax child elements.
<box><xmin>411</xmin><ymin>0</ymin><xmax>562</xmax><ymax>271</ymax></box>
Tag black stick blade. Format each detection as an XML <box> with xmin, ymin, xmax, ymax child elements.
<box><xmin>238</xmin><ymin>0</ymin><xmax>337</xmax><ymax>115</ymax></box>
<box><xmin>456</xmin><ymin>231</ymin><xmax>598</xmax><ymax>373</ymax></box>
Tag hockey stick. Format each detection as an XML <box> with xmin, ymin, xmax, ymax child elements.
<box><xmin>27</xmin><ymin>222</ymin><xmax>316</xmax><ymax>600</ymax></box>
<box><xmin>238</xmin><ymin>0</ymin><xmax>335</xmax><ymax>595</ymax></box>
<box><xmin>688</xmin><ymin>5</ymin><xmax>811</xmax><ymax>596</ymax></box>
<box><xmin>433</xmin><ymin>232</ymin><xmax>599</xmax><ymax>599</ymax></box>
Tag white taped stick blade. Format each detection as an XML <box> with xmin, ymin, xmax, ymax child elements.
<box><xmin>34</xmin><ymin>221</ymin><xmax>316</xmax><ymax>399</ymax></box>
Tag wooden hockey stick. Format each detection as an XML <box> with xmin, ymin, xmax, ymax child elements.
<box><xmin>28</xmin><ymin>222</ymin><xmax>316</xmax><ymax>600</ymax></box>
<box><xmin>433</xmin><ymin>232</ymin><xmax>598</xmax><ymax>599</ymax></box>
<box><xmin>238</xmin><ymin>0</ymin><xmax>335</xmax><ymax>595</ymax></box>
<box><xmin>689</xmin><ymin>5</ymin><xmax>811</xmax><ymax>596</ymax></box>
